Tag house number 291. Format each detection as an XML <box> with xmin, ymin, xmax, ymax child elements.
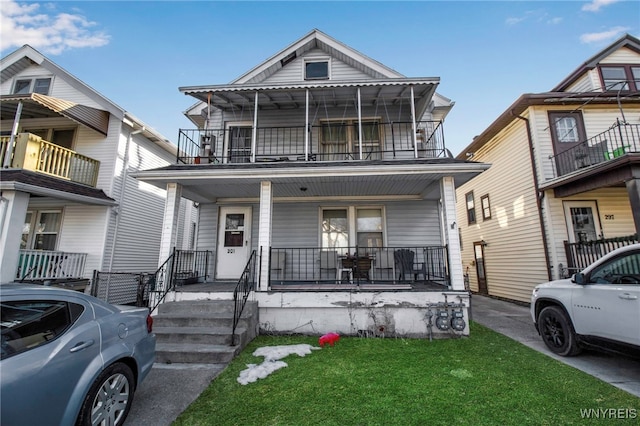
<box><xmin>605</xmin><ymin>214</ymin><xmax>614</xmax><ymax>220</ymax></box>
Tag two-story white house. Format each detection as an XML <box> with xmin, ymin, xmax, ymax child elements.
<box><xmin>456</xmin><ymin>34</ymin><xmax>640</xmax><ymax>303</ymax></box>
<box><xmin>135</xmin><ymin>29</ymin><xmax>488</xmax><ymax>337</ymax></box>
<box><xmin>0</xmin><ymin>45</ymin><xmax>195</xmax><ymax>298</ymax></box>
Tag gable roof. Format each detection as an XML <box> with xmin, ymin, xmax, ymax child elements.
<box><xmin>553</xmin><ymin>33</ymin><xmax>640</xmax><ymax>92</ymax></box>
<box><xmin>233</xmin><ymin>29</ymin><xmax>405</xmax><ymax>85</ymax></box>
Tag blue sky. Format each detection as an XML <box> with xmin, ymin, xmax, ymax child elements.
<box><xmin>1</xmin><ymin>0</ymin><xmax>639</xmax><ymax>155</ymax></box>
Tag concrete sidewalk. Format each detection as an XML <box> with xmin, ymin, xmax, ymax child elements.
<box><xmin>471</xmin><ymin>294</ymin><xmax>640</xmax><ymax>398</ymax></box>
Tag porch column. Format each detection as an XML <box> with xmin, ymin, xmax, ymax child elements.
<box><xmin>626</xmin><ymin>176</ymin><xmax>640</xmax><ymax>235</ymax></box>
<box><xmin>357</xmin><ymin>87</ymin><xmax>363</xmax><ymax>160</ymax></box>
<box><xmin>305</xmin><ymin>89</ymin><xmax>310</xmax><ymax>161</ymax></box>
<box><xmin>410</xmin><ymin>85</ymin><xmax>418</xmax><ymax>158</ymax></box>
<box><xmin>158</xmin><ymin>183</ymin><xmax>182</xmax><ymax>267</ymax></box>
<box><xmin>258</xmin><ymin>181</ymin><xmax>273</xmax><ymax>291</ymax></box>
<box><xmin>0</xmin><ymin>191</ymin><xmax>30</xmax><ymax>283</ymax></box>
<box><xmin>440</xmin><ymin>176</ymin><xmax>464</xmax><ymax>290</ymax></box>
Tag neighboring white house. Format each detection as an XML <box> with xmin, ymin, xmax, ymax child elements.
<box><xmin>135</xmin><ymin>29</ymin><xmax>489</xmax><ymax>337</ymax></box>
<box><xmin>455</xmin><ymin>34</ymin><xmax>640</xmax><ymax>303</ymax></box>
<box><xmin>0</xmin><ymin>45</ymin><xmax>195</xmax><ymax>292</ymax></box>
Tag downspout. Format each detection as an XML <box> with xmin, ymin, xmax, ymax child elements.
<box><xmin>107</xmin><ymin>126</ymin><xmax>144</xmax><ymax>272</ymax></box>
<box><xmin>512</xmin><ymin>112</ymin><xmax>553</xmax><ymax>281</ymax></box>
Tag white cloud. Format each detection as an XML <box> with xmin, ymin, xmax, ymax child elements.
<box><xmin>580</xmin><ymin>26</ymin><xmax>630</xmax><ymax>44</ymax></box>
<box><xmin>505</xmin><ymin>17</ymin><xmax>525</xmax><ymax>26</ymax></box>
<box><xmin>505</xmin><ymin>10</ymin><xmax>563</xmax><ymax>26</ymax></box>
<box><xmin>547</xmin><ymin>17</ymin><xmax>563</xmax><ymax>25</ymax></box>
<box><xmin>582</xmin><ymin>0</ymin><xmax>621</xmax><ymax>12</ymax></box>
<box><xmin>0</xmin><ymin>1</ymin><xmax>109</xmax><ymax>54</ymax></box>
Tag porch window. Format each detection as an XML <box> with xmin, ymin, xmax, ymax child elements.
<box><xmin>599</xmin><ymin>65</ymin><xmax>640</xmax><ymax>92</ymax></box>
<box><xmin>356</xmin><ymin>208</ymin><xmax>383</xmax><ymax>248</ymax></box>
<box><xmin>322</xmin><ymin>209</ymin><xmax>348</xmax><ymax>249</ymax></box>
<box><xmin>481</xmin><ymin>194</ymin><xmax>491</xmax><ymax>220</ymax></box>
<box><xmin>13</xmin><ymin>77</ymin><xmax>52</xmax><ymax>95</ymax></box>
<box><xmin>465</xmin><ymin>192</ymin><xmax>476</xmax><ymax>225</ymax></box>
<box><xmin>23</xmin><ymin>128</ymin><xmax>75</xmax><ymax>149</ymax></box>
<box><xmin>305</xmin><ymin>60</ymin><xmax>329</xmax><ymax>80</ymax></box>
<box><xmin>22</xmin><ymin>211</ymin><xmax>62</xmax><ymax>250</ymax></box>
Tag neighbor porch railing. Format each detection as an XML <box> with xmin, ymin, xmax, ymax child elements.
<box><xmin>177</xmin><ymin>120</ymin><xmax>446</xmax><ymax>164</ymax></box>
<box><xmin>268</xmin><ymin>246</ymin><xmax>449</xmax><ymax>287</ymax></box>
<box><xmin>550</xmin><ymin>121</ymin><xmax>640</xmax><ymax>178</ymax></box>
<box><xmin>0</xmin><ymin>133</ymin><xmax>100</xmax><ymax>186</ymax></box>
<box><xmin>17</xmin><ymin>250</ymin><xmax>87</xmax><ymax>281</ymax></box>
<box><xmin>562</xmin><ymin>234</ymin><xmax>639</xmax><ymax>277</ymax></box>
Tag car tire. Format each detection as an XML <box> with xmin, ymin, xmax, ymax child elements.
<box><xmin>538</xmin><ymin>306</ymin><xmax>581</xmax><ymax>357</ymax></box>
<box><xmin>76</xmin><ymin>362</ymin><xmax>135</xmax><ymax>426</ymax></box>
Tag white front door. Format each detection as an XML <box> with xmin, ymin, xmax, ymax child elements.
<box><xmin>216</xmin><ymin>207</ymin><xmax>252</xmax><ymax>280</ymax></box>
<box><xmin>563</xmin><ymin>201</ymin><xmax>602</xmax><ymax>243</ymax></box>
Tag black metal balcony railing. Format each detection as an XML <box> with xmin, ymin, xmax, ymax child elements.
<box><xmin>177</xmin><ymin>121</ymin><xmax>446</xmax><ymax>164</ymax></box>
<box><xmin>550</xmin><ymin>122</ymin><xmax>639</xmax><ymax>178</ymax></box>
<box><xmin>269</xmin><ymin>246</ymin><xmax>449</xmax><ymax>287</ymax></box>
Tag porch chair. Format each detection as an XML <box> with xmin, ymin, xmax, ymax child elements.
<box><xmin>271</xmin><ymin>251</ymin><xmax>286</xmax><ymax>283</ymax></box>
<box><xmin>319</xmin><ymin>250</ymin><xmax>338</xmax><ymax>282</ymax></box>
<box><xmin>394</xmin><ymin>249</ymin><xmax>426</xmax><ymax>282</ymax></box>
<box><xmin>373</xmin><ymin>250</ymin><xmax>394</xmax><ymax>282</ymax></box>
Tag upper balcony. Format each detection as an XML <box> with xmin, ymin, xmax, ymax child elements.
<box><xmin>177</xmin><ymin>120</ymin><xmax>447</xmax><ymax>165</ymax></box>
<box><xmin>549</xmin><ymin>122</ymin><xmax>640</xmax><ymax>179</ymax></box>
<box><xmin>1</xmin><ymin>132</ymin><xmax>100</xmax><ymax>187</ymax></box>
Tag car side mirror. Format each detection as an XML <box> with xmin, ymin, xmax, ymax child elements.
<box><xmin>572</xmin><ymin>273</ymin><xmax>586</xmax><ymax>284</ymax></box>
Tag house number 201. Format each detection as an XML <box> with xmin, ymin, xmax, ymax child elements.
<box><xmin>227</xmin><ymin>249</ymin><xmax>235</xmax><ymax>253</ymax></box>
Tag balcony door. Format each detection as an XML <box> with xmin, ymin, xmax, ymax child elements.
<box><xmin>216</xmin><ymin>207</ymin><xmax>252</xmax><ymax>280</ymax></box>
<box><xmin>563</xmin><ymin>201</ymin><xmax>602</xmax><ymax>243</ymax></box>
<box><xmin>226</xmin><ymin>124</ymin><xmax>252</xmax><ymax>163</ymax></box>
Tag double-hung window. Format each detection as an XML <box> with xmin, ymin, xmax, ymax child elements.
<box><xmin>321</xmin><ymin>207</ymin><xmax>384</xmax><ymax>250</ymax></box>
<box><xmin>320</xmin><ymin>119</ymin><xmax>381</xmax><ymax>160</ymax></box>
<box><xmin>13</xmin><ymin>77</ymin><xmax>52</xmax><ymax>95</ymax></box>
<box><xmin>465</xmin><ymin>192</ymin><xmax>476</xmax><ymax>225</ymax></box>
<box><xmin>599</xmin><ymin>65</ymin><xmax>640</xmax><ymax>92</ymax></box>
<box><xmin>21</xmin><ymin>210</ymin><xmax>62</xmax><ymax>250</ymax></box>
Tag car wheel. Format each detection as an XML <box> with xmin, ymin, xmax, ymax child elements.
<box><xmin>538</xmin><ymin>306</ymin><xmax>581</xmax><ymax>357</ymax></box>
<box><xmin>76</xmin><ymin>362</ymin><xmax>135</xmax><ymax>426</ymax></box>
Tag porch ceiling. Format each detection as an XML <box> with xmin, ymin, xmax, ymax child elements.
<box><xmin>134</xmin><ymin>160</ymin><xmax>489</xmax><ymax>203</ymax></box>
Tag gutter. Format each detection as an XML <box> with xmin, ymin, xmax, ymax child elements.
<box><xmin>512</xmin><ymin>111</ymin><xmax>553</xmax><ymax>281</ymax></box>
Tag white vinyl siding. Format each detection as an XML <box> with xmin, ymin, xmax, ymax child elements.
<box><xmin>457</xmin><ymin>118</ymin><xmax>547</xmax><ymax>302</ymax></box>
<box><xmin>600</xmin><ymin>47</ymin><xmax>640</xmax><ymax>65</ymax></box>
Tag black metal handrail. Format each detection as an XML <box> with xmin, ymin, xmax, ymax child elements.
<box><xmin>231</xmin><ymin>249</ymin><xmax>258</xmax><ymax>346</ymax></box>
<box><xmin>563</xmin><ymin>234</ymin><xmax>639</xmax><ymax>276</ymax></box>
<box><xmin>550</xmin><ymin>121</ymin><xmax>639</xmax><ymax>177</ymax></box>
<box><xmin>269</xmin><ymin>245</ymin><xmax>449</xmax><ymax>287</ymax></box>
<box><xmin>176</xmin><ymin>120</ymin><xmax>446</xmax><ymax>164</ymax></box>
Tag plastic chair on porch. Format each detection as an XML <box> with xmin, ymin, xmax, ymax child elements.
<box><xmin>319</xmin><ymin>250</ymin><xmax>338</xmax><ymax>282</ymax></box>
<box><xmin>394</xmin><ymin>249</ymin><xmax>426</xmax><ymax>282</ymax></box>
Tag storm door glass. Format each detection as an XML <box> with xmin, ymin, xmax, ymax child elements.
<box><xmin>570</xmin><ymin>207</ymin><xmax>598</xmax><ymax>242</ymax></box>
<box><xmin>224</xmin><ymin>214</ymin><xmax>245</xmax><ymax>247</ymax></box>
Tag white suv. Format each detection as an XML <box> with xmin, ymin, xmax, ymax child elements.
<box><xmin>531</xmin><ymin>243</ymin><xmax>640</xmax><ymax>357</ymax></box>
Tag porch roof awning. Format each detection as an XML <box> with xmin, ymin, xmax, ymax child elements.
<box><xmin>0</xmin><ymin>93</ymin><xmax>110</xmax><ymax>136</ymax></box>
<box><xmin>180</xmin><ymin>78</ymin><xmax>439</xmax><ymax>113</ymax></box>
<box><xmin>133</xmin><ymin>159</ymin><xmax>490</xmax><ymax>203</ymax></box>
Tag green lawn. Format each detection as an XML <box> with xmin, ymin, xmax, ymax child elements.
<box><xmin>174</xmin><ymin>322</ymin><xmax>639</xmax><ymax>426</ymax></box>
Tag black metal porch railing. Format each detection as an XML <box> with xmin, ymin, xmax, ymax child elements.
<box><xmin>231</xmin><ymin>249</ymin><xmax>258</xmax><ymax>346</ymax></box>
<box><xmin>562</xmin><ymin>234</ymin><xmax>639</xmax><ymax>277</ymax></box>
<box><xmin>550</xmin><ymin>121</ymin><xmax>639</xmax><ymax>177</ymax></box>
<box><xmin>177</xmin><ymin>120</ymin><xmax>446</xmax><ymax>164</ymax></box>
<box><xmin>268</xmin><ymin>246</ymin><xmax>449</xmax><ymax>287</ymax></box>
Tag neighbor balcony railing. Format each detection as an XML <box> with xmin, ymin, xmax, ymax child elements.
<box><xmin>1</xmin><ymin>133</ymin><xmax>100</xmax><ymax>187</ymax></box>
<box><xmin>17</xmin><ymin>250</ymin><xmax>87</xmax><ymax>281</ymax></box>
<box><xmin>550</xmin><ymin>121</ymin><xmax>639</xmax><ymax>178</ymax></box>
<box><xmin>177</xmin><ymin>120</ymin><xmax>446</xmax><ymax>164</ymax></box>
<box><xmin>268</xmin><ymin>246</ymin><xmax>449</xmax><ymax>287</ymax></box>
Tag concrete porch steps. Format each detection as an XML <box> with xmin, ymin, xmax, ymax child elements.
<box><xmin>153</xmin><ymin>300</ymin><xmax>258</xmax><ymax>365</ymax></box>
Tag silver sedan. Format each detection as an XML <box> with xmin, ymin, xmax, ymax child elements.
<box><xmin>1</xmin><ymin>284</ymin><xmax>156</xmax><ymax>426</ymax></box>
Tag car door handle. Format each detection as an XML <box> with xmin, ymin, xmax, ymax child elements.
<box><xmin>619</xmin><ymin>293</ymin><xmax>638</xmax><ymax>300</ymax></box>
<box><xmin>70</xmin><ymin>339</ymin><xmax>95</xmax><ymax>353</ymax></box>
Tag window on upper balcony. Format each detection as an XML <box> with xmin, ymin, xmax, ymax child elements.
<box><xmin>320</xmin><ymin>119</ymin><xmax>381</xmax><ymax>160</ymax></box>
<box><xmin>599</xmin><ymin>65</ymin><xmax>640</xmax><ymax>92</ymax></box>
<box><xmin>13</xmin><ymin>77</ymin><xmax>52</xmax><ymax>95</ymax></box>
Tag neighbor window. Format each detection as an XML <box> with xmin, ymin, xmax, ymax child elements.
<box><xmin>21</xmin><ymin>210</ymin><xmax>62</xmax><ymax>250</ymax></box>
<box><xmin>599</xmin><ymin>65</ymin><xmax>640</xmax><ymax>92</ymax></box>
<box><xmin>481</xmin><ymin>195</ymin><xmax>491</xmax><ymax>220</ymax></box>
<box><xmin>466</xmin><ymin>192</ymin><xmax>476</xmax><ymax>225</ymax></box>
<box><xmin>548</xmin><ymin>112</ymin><xmax>586</xmax><ymax>149</ymax></box>
<box><xmin>13</xmin><ymin>77</ymin><xmax>52</xmax><ymax>95</ymax></box>
<box><xmin>305</xmin><ymin>60</ymin><xmax>329</xmax><ymax>80</ymax></box>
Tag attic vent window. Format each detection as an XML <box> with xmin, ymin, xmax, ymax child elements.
<box><xmin>280</xmin><ymin>52</ymin><xmax>297</xmax><ymax>67</ymax></box>
<box><xmin>305</xmin><ymin>60</ymin><xmax>329</xmax><ymax>80</ymax></box>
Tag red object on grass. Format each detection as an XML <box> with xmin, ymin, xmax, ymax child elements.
<box><xmin>319</xmin><ymin>332</ymin><xmax>340</xmax><ymax>347</ymax></box>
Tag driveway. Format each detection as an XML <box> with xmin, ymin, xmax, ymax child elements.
<box><xmin>471</xmin><ymin>294</ymin><xmax>640</xmax><ymax>398</ymax></box>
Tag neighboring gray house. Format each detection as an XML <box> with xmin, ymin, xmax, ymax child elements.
<box><xmin>455</xmin><ymin>34</ymin><xmax>640</xmax><ymax>303</ymax></box>
<box><xmin>0</xmin><ymin>45</ymin><xmax>195</xmax><ymax>293</ymax></box>
<box><xmin>136</xmin><ymin>29</ymin><xmax>488</xmax><ymax>337</ymax></box>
